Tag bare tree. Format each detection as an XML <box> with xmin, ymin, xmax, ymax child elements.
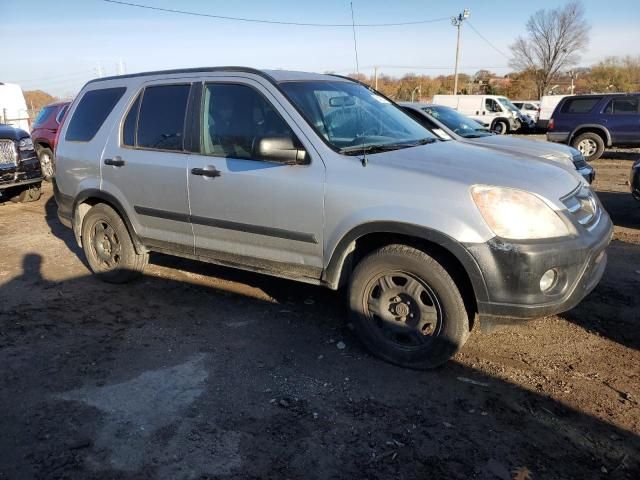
<box><xmin>510</xmin><ymin>1</ymin><xmax>590</xmax><ymax>98</ymax></box>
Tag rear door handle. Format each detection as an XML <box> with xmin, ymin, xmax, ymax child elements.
<box><xmin>104</xmin><ymin>157</ymin><xmax>125</xmax><ymax>167</ymax></box>
<box><xmin>191</xmin><ymin>166</ymin><xmax>221</xmax><ymax>178</ymax></box>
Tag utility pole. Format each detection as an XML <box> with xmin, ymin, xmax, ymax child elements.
<box><xmin>374</xmin><ymin>66</ymin><xmax>379</xmax><ymax>90</ymax></box>
<box><xmin>451</xmin><ymin>8</ymin><xmax>470</xmax><ymax>95</ymax></box>
<box><xmin>569</xmin><ymin>70</ymin><xmax>577</xmax><ymax>95</ymax></box>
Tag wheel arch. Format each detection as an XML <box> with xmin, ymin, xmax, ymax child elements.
<box><xmin>323</xmin><ymin>222</ymin><xmax>489</xmax><ymax>313</ymax></box>
<box><xmin>570</xmin><ymin>125</ymin><xmax>611</xmax><ymax>147</ymax></box>
<box><xmin>72</xmin><ymin>189</ymin><xmax>146</xmax><ymax>254</ymax></box>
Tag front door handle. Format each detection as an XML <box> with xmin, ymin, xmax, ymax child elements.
<box><xmin>191</xmin><ymin>166</ymin><xmax>221</xmax><ymax>178</ymax></box>
<box><xmin>104</xmin><ymin>157</ymin><xmax>125</xmax><ymax>167</ymax></box>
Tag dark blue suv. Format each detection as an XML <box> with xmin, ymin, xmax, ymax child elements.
<box><xmin>547</xmin><ymin>93</ymin><xmax>640</xmax><ymax>161</ymax></box>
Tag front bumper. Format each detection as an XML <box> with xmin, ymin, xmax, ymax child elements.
<box><xmin>465</xmin><ymin>209</ymin><xmax>613</xmax><ymax>320</ymax></box>
<box><xmin>547</xmin><ymin>131</ymin><xmax>570</xmax><ymax>143</ymax></box>
<box><xmin>0</xmin><ymin>156</ymin><xmax>43</xmax><ymax>192</ymax></box>
<box><xmin>577</xmin><ymin>165</ymin><xmax>595</xmax><ymax>184</ymax></box>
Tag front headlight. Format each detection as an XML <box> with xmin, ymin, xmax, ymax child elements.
<box><xmin>18</xmin><ymin>137</ymin><xmax>34</xmax><ymax>152</ymax></box>
<box><xmin>471</xmin><ymin>185</ymin><xmax>570</xmax><ymax>240</ymax></box>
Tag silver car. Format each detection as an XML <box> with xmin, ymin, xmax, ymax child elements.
<box><xmin>54</xmin><ymin>68</ymin><xmax>612</xmax><ymax>369</ymax></box>
<box><xmin>400</xmin><ymin>102</ymin><xmax>595</xmax><ymax>184</ymax></box>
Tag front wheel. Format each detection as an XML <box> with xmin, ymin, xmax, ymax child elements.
<box><xmin>37</xmin><ymin>147</ymin><xmax>54</xmax><ymax>181</ymax></box>
<box><xmin>9</xmin><ymin>183</ymin><xmax>42</xmax><ymax>203</ymax></box>
<box><xmin>81</xmin><ymin>203</ymin><xmax>148</xmax><ymax>283</ymax></box>
<box><xmin>491</xmin><ymin>120</ymin><xmax>508</xmax><ymax>135</ymax></box>
<box><xmin>348</xmin><ymin>244</ymin><xmax>470</xmax><ymax>369</ymax></box>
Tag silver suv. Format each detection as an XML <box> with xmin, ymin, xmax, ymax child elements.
<box><xmin>54</xmin><ymin>67</ymin><xmax>613</xmax><ymax>368</ymax></box>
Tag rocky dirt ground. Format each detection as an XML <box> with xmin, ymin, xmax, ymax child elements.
<box><xmin>0</xmin><ymin>143</ymin><xmax>639</xmax><ymax>479</ymax></box>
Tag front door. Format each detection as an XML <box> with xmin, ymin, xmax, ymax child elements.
<box><xmin>187</xmin><ymin>78</ymin><xmax>325</xmax><ymax>280</ymax></box>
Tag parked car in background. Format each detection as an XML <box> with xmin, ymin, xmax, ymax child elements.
<box><xmin>0</xmin><ymin>83</ymin><xmax>30</xmax><ymax>131</ymax></box>
<box><xmin>30</xmin><ymin>101</ymin><xmax>71</xmax><ymax>180</ymax></box>
<box><xmin>631</xmin><ymin>159</ymin><xmax>640</xmax><ymax>201</ymax></box>
<box><xmin>538</xmin><ymin>94</ymin><xmax>571</xmax><ymax>130</ymax></box>
<box><xmin>0</xmin><ymin>123</ymin><xmax>42</xmax><ymax>202</ymax></box>
<box><xmin>432</xmin><ymin>94</ymin><xmax>529</xmax><ymax>134</ymax></box>
<box><xmin>399</xmin><ymin>102</ymin><xmax>595</xmax><ymax>183</ymax></box>
<box><xmin>513</xmin><ymin>100</ymin><xmax>540</xmax><ymax>122</ymax></box>
<box><xmin>547</xmin><ymin>93</ymin><xmax>640</xmax><ymax>162</ymax></box>
<box><xmin>54</xmin><ymin>67</ymin><xmax>612</xmax><ymax>369</ymax></box>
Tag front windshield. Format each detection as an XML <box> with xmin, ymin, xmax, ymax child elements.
<box><xmin>280</xmin><ymin>81</ymin><xmax>435</xmax><ymax>153</ymax></box>
<box><xmin>497</xmin><ymin>97</ymin><xmax>520</xmax><ymax>113</ymax></box>
<box><xmin>422</xmin><ymin>105</ymin><xmax>492</xmax><ymax>138</ymax></box>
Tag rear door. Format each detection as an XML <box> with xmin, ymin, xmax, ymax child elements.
<box><xmin>601</xmin><ymin>96</ymin><xmax>640</xmax><ymax>145</ymax></box>
<box><xmin>186</xmin><ymin>76</ymin><xmax>325</xmax><ymax>279</ymax></box>
<box><xmin>100</xmin><ymin>80</ymin><xmax>194</xmax><ymax>252</ymax></box>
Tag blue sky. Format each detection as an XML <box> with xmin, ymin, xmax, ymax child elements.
<box><xmin>1</xmin><ymin>0</ymin><xmax>638</xmax><ymax>96</ymax></box>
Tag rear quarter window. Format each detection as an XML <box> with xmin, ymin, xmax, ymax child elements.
<box><xmin>65</xmin><ymin>87</ymin><xmax>126</xmax><ymax>142</ymax></box>
<box><xmin>560</xmin><ymin>97</ymin><xmax>602</xmax><ymax>114</ymax></box>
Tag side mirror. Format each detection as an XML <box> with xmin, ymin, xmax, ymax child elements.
<box><xmin>254</xmin><ymin>136</ymin><xmax>308</xmax><ymax>165</ymax></box>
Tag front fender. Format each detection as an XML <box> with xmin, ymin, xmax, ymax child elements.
<box><xmin>322</xmin><ymin>220</ymin><xmax>489</xmax><ymax>304</ymax></box>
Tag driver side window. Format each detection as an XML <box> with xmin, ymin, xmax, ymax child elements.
<box><xmin>485</xmin><ymin>99</ymin><xmax>500</xmax><ymax>113</ymax></box>
<box><xmin>202</xmin><ymin>83</ymin><xmax>296</xmax><ymax>160</ymax></box>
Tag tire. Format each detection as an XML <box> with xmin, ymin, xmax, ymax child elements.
<box><xmin>348</xmin><ymin>244</ymin><xmax>470</xmax><ymax>369</ymax></box>
<box><xmin>81</xmin><ymin>203</ymin><xmax>148</xmax><ymax>283</ymax></box>
<box><xmin>491</xmin><ymin>120</ymin><xmax>508</xmax><ymax>135</ymax></box>
<box><xmin>37</xmin><ymin>147</ymin><xmax>54</xmax><ymax>181</ymax></box>
<box><xmin>9</xmin><ymin>183</ymin><xmax>42</xmax><ymax>203</ymax></box>
<box><xmin>572</xmin><ymin>132</ymin><xmax>605</xmax><ymax>162</ymax></box>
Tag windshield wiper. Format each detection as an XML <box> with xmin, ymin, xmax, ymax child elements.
<box><xmin>339</xmin><ymin>138</ymin><xmax>435</xmax><ymax>155</ymax></box>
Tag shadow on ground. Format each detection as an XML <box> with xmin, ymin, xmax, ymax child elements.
<box><xmin>1</xmin><ymin>250</ymin><xmax>638</xmax><ymax>479</ymax></box>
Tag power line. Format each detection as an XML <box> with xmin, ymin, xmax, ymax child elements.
<box><xmin>101</xmin><ymin>0</ymin><xmax>450</xmax><ymax>27</ymax></box>
<box><xmin>466</xmin><ymin>21</ymin><xmax>511</xmax><ymax>60</ymax></box>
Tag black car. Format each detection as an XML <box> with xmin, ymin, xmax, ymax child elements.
<box><xmin>631</xmin><ymin>159</ymin><xmax>640</xmax><ymax>201</ymax></box>
<box><xmin>547</xmin><ymin>94</ymin><xmax>640</xmax><ymax>162</ymax></box>
<box><xmin>0</xmin><ymin>124</ymin><xmax>43</xmax><ymax>203</ymax></box>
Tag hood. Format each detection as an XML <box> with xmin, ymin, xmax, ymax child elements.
<box><xmin>469</xmin><ymin>135</ymin><xmax>579</xmax><ymax>167</ymax></box>
<box><xmin>365</xmin><ymin>140</ymin><xmax>582</xmax><ymax>207</ymax></box>
<box><xmin>0</xmin><ymin>124</ymin><xmax>29</xmax><ymax>141</ymax></box>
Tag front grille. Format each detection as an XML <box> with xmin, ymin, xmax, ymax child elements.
<box><xmin>0</xmin><ymin>139</ymin><xmax>17</xmax><ymax>166</ymax></box>
<box><xmin>562</xmin><ymin>184</ymin><xmax>600</xmax><ymax>231</ymax></box>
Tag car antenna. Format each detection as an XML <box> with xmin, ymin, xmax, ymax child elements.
<box><xmin>350</xmin><ymin>2</ymin><xmax>367</xmax><ymax>167</ymax></box>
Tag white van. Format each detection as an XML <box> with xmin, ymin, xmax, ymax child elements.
<box><xmin>432</xmin><ymin>94</ymin><xmax>525</xmax><ymax>134</ymax></box>
<box><xmin>538</xmin><ymin>95</ymin><xmax>572</xmax><ymax>130</ymax></box>
<box><xmin>0</xmin><ymin>83</ymin><xmax>30</xmax><ymax>131</ymax></box>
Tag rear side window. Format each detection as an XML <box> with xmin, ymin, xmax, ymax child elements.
<box><xmin>33</xmin><ymin>106</ymin><xmax>56</xmax><ymax>127</ymax></box>
<box><xmin>137</xmin><ymin>84</ymin><xmax>190</xmax><ymax>151</ymax></box>
<box><xmin>65</xmin><ymin>87</ymin><xmax>125</xmax><ymax>142</ymax></box>
<box><xmin>603</xmin><ymin>97</ymin><xmax>639</xmax><ymax>114</ymax></box>
<box><xmin>560</xmin><ymin>97</ymin><xmax>602</xmax><ymax>114</ymax></box>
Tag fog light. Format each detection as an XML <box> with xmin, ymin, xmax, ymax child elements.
<box><xmin>540</xmin><ymin>269</ymin><xmax>557</xmax><ymax>292</ymax></box>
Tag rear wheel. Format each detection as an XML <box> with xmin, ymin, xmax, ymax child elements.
<box><xmin>9</xmin><ymin>183</ymin><xmax>42</xmax><ymax>203</ymax></box>
<box><xmin>37</xmin><ymin>147</ymin><xmax>54</xmax><ymax>181</ymax></box>
<box><xmin>81</xmin><ymin>203</ymin><xmax>148</xmax><ymax>283</ymax></box>
<box><xmin>491</xmin><ymin>120</ymin><xmax>508</xmax><ymax>135</ymax></box>
<box><xmin>572</xmin><ymin>132</ymin><xmax>605</xmax><ymax>162</ymax></box>
<box><xmin>348</xmin><ymin>244</ymin><xmax>470</xmax><ymax>369</ymax></box>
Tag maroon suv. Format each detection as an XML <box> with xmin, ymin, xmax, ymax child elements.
<box><xmin>30</xmin><ymin>101</ymin><xmax>70</xmax><ymax>180</ymax></box>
